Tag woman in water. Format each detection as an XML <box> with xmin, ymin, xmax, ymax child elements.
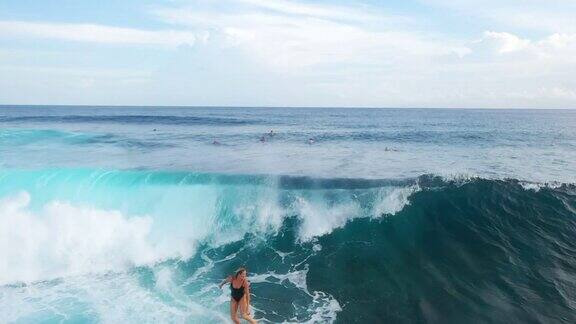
<box><xmin>219</xmin><ymin>268</ymin><xmax>258</xmax><ymax>324</ymax></box>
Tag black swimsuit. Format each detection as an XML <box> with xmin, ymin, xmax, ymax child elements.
<box><xmin>230</xmin><ymin>279</ymin><xmax>245</xmax><ymax>302</ymax></box>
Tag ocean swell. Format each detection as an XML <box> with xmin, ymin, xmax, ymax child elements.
<box><xmin>1</xmin><ymin>169</ymin><xmax>575</xmax><ymax>323</ymax></box>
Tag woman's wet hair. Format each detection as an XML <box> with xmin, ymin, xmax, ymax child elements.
<box><xmin>235</xmin><ymin>267</ymin><xmax>247</xmax><ymax>278</ymax></box>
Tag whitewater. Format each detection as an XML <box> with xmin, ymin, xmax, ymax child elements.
<box><xmin>1</xmin><ymin>106</ymin><xmax>575</xmax><ymax>323</ymax></box>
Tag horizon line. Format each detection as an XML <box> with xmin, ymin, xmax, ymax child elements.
<box><xmin>0</xmin><ymin>104</ymin><xmax>574</xmax><ymax>110</ymax></box>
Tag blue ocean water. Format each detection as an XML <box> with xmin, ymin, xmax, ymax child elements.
<box><xmin>0</xmin><ymin>106</ymin><xmax>575</xmax><ymax>323</ymax></box>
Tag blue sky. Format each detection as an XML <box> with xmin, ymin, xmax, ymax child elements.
<box><xmin>1</xmin><ymin>0</ymin><xmax>575</xmax><ymax>108</ymax></box>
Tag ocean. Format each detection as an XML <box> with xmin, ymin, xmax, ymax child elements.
<box><xmin>0</xmin><ymin>106</ymin><xmax>575</xmax><ymax>323</ymax></box>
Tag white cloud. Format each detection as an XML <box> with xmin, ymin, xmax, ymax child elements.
<box><xmin>153</xmin><ymin>1</ymin><xmax>463</xmax><ymax>71</ymax></box>
<box><xmin>236</xmin><ymin>0</ymin><xmax>373</xmax><ymax>21</ymax></box>
<box><xmin>0</xmin><ymin>21</ymin><xmax>197</xmax><ymax>47</ymax></box>
<box><xmin>539</xmin><ymin>33</ymin><xmax>576</xmax><ymax>50</ymax></box>
<box><xmin>419</xmin><ymin>0</ymin><xmax>576</xmax><ymax>33</ymax></box>
<box><xmin>463</xmin><ymin>30</ymin><xmax>576</xmax><ymax>60</ymax></box>
<box><xmin>481</xmin><ymin>31</ymin><xmax>531</xmax><ymax>53</ymax></box>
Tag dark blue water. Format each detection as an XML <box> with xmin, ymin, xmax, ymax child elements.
<box><xmin>0</xmin><ymin>106</ymin><xmax>575</xmax><ymax>323</ymax></box>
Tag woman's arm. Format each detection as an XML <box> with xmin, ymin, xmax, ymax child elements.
<box><xmin>218</xmin><ymin>276</ymin><xmax>231</xmax><ymax>289</ymax></box>
<box><xmin>245</xmin><ymin>281</ymin><xmax>252</xmax><ymax>313</ymax></box>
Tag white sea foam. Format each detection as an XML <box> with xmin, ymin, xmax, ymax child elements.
<box><xmin>0</xmin><ymin>191</ymin><xmax>186</xmax><ymax>285</ymax></box>
<box><xmin>304</xmin><ymin>291</ymin><xmax>342</xmax><ymax>324</ymax></box>
<box><xmin>437</xmin><ymin>174</ymin><xmax>565</xmax><ymax>192</ymax></box>
<box><xmin>295</xmin><ymin>185</ymin><xmax>419</xmax><ymax>241</ymax></box>
<box><xmin>373</xmin><ymin>185</ymin><xmax>419</xmax><ymax>217</ymax></box>
<box><xmin>249</xmin><ymin>267</ymin><xmax>341</xmax><ymax>323</ymax></box>
<box><xmin>295</xmin><ymin>196</ymin><xmax>361</xmax><ymax>241</ymax></box>
<box><xmin>518</xmin><ymin>180</ymin><xmax>563</xmax><ymax>192</ymax></box>
<box><xmin>0</xmin><ymin>270</ymin><xmax>229</xmax><ymax>324</ymax></box>
<box><xmin>519</xmin><ymin>181</ymin><xmax>543</xmax><ymax>192</ymax></box>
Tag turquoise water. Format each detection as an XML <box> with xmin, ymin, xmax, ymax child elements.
<box><xmin>0</xmin><ymin>106</ymin><xmax>575</xmax><ymax>323</ymax></box>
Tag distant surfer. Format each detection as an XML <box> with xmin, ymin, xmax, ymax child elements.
<box><xmin>268</xmin><ymin>130</ymin><xmax>275</xmax><ymax>137</ymax></box>
<box><xmin>260</xmin><ymin>136</ymin><xmax>266</xmax><ymax>143</ymax></box>
<box><xmin>213</xmin><ymin>139</ymin><xmax>221</xmax><ymax>145</ymax></box>
<box><xmin>219</xmin><ymin>268</ymin><xmax>257</xmax><ymax>324</ymax></box>
<box><xmin>308</xmin><ymin>138</ymin><xmax>315</xmax><ymax>145</ymax></box>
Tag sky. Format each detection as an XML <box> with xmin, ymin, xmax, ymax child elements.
<box><xmin>0</xmin><ymin>0</ymin><xmax>575</xmax><ymax>108</ymax></box>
